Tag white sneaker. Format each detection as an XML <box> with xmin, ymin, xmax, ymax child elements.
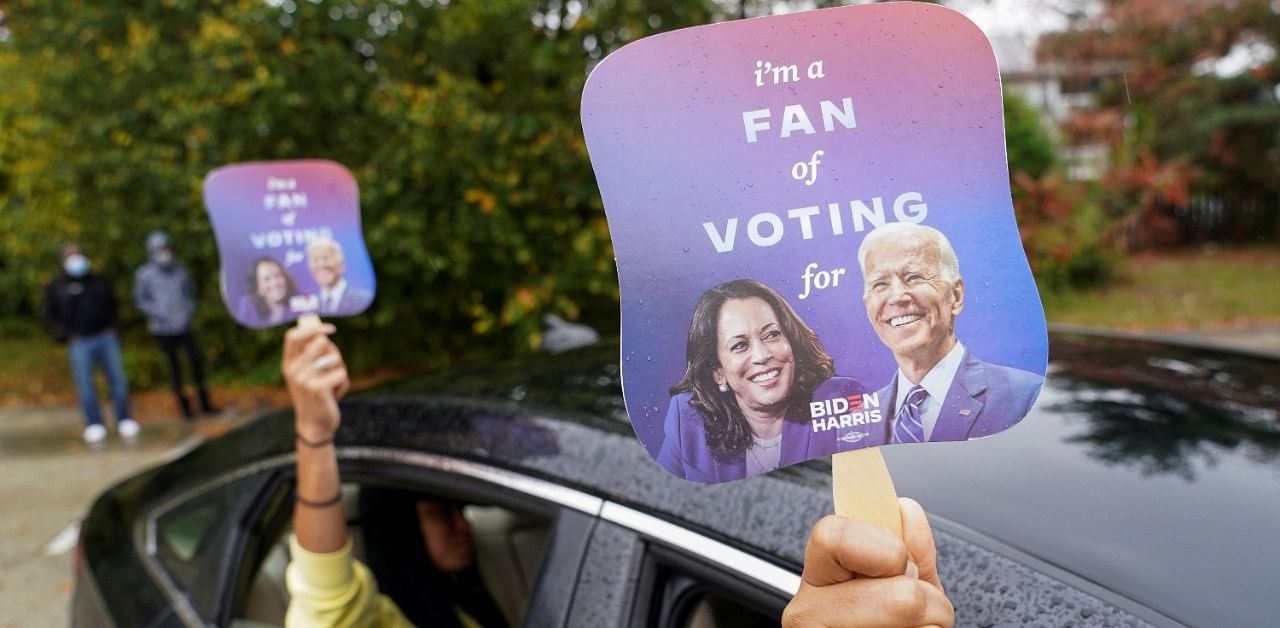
<box><xmin>83</xmin><ymin>424</ymin><xmax>107</xmax><ymax>445</ymax></box>
<box><xmin>117</xmin><ymin>418</ymin><xmax>140</xmax><ymax>439</ymax></box>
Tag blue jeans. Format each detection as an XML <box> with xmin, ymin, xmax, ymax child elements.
<box><xmin>68</xmin><ymin>332</ymin><xmax>132</xmax><ymax>427</ymax></box>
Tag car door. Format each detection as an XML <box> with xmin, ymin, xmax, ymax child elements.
<box><xmin>144</xmin><ymin>449</ymin><xmax>604</xmax><ymax>627</ymax></box>
<box><xmin>568</xmin><ymin>502</ymin><xmax>797</xmax><ymax>628</ymax></box>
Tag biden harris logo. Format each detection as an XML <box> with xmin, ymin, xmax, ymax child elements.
<box><xmin>810</xmin><ymin>392</ymin><xmax>882</xmax><ymax>433</ymax></box>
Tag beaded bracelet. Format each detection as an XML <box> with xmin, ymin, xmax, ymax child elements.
<box><xmin>296</xmin><ymin>434</ymin><xmax>335</xmax><ymax>448</ymax></box>
<box><xmin>295</xmin><ymin>490</ymin><xmax>342</xmax><ymax>508</ymax></box>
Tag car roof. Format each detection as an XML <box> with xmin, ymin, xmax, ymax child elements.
<box><xmin>885</xmin><ymin>332</ymin><xmax>1280</xmax><ymax>628</ymax></box>
<box><xmin>163</xmin><ymin>331</ymin><xmax>1278</xmax><ymax>627</ymax></box>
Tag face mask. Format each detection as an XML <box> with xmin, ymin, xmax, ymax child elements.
<box><xmin>64</xmin><ymin>254</ymin><xmax>90</xmax><ymax>277</ymax></box>
<box><xmin>153</xmin><ymin>250</ymin><xmax>173</xmax><ymax>266</ymax></box>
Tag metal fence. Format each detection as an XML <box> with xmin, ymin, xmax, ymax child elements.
<box><xmin>1175</xmin><ymin>195</ymin><xmax>1280</xmax><ymax>244</ymax></box>
<box><xmin>1116</xmin><ymin>195</ymin><xmax>1280</xmax><ymax>250</ymax></box>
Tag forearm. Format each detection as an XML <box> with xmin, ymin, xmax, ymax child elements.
<box><xmin>293</xmin><ymin>440</ymin><xmax>348</xmax><ymax>554</ymax></box>
<box><xmin>284</xmin><ymin>320</ymin><xmax>350</xmax><ymax>555</ymax></box>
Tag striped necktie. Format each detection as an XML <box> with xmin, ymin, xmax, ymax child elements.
<box><xmin>893</xmin><ymin>385</ymin><xmax>929</xmax><ymax>444</ymax></box>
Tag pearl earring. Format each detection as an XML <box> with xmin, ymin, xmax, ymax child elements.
<box><xmin>718</xmin><ymin>384</ymin><xmax>728</xmax><ymax>393</ymax></box>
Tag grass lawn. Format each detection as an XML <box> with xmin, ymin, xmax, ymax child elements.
<box><xmin>1044</xmin><ymin>246</ymin><xmax>1280</xmax><ymax>331</ymax></box>
<box><xmin>0</xmin><ymin>326</ymin><xmax>406</xmax><ymax>416</ymax></box>
<box><xmin>0</xmin><ymin>334</ymin><xmax>78</xmax><ymax>407</ymax></box>
<box><xmin>0</xmin><ymin>331</ymin><xmax>294</xmax><ymax>418</ymax></box>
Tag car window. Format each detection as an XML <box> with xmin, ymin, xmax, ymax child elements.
<box><xmin>636</xmin><ymin>545</ymin><xmax>786</xmax><ymax>628</ymax></box>
<box><xmin>158</xmin><ymin>497</ymin><xmax>220</xmax><ymax>563</ymax></box>
<box><xmin>650</xmin><ymin>569</ymin><xmax>780</xmax><ymax>628</ymax></box>
<box><xmin>681</xmin><ymin>591</ymin><xmax>778</xmax><ymax>628</ymax></box>
<box><xmin>152</xmin><ymin>472</ymin><xmax>276</xmax><ymax>622</ymax></box>
<box><xmin>234</xmin><ymin>480</ymin><xmax>557</xmax><ymax>627</ymax></box>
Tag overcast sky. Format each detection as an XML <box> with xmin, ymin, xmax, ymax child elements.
<box><xmin>942</xmin><ymin>0</ymin><xmax>1089</xmax><ymax>72</ymax></box>
<box><xmin>948</xmin><ymin>0</ymin><xmax>1075</xmax><ymax>38</ymax></box>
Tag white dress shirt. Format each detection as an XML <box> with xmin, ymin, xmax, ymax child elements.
<box><xmin>318</xmin><ymin>279</ymin><xmax>348</xmax><ymax>314</ymax></box>
<box><xmin>893</xmin><ymin>341</ymin><xmax>965</xmax><ymax>441</ymax></box>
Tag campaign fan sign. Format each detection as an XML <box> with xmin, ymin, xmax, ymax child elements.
<box><xmin>582</xmin><ymin>3</ymin><xmax>1048</xmax><ymax>484</ymax></box>
<box><xmin>204</xmin><ymin>160</ymin><xmax>376</xmax><ymax>329</ymax></box>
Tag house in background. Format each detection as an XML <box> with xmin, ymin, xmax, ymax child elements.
<box><xmin>990</xmin><ymin>32</ymin><xmax>1124</xmax><ymax>181</ymax></box>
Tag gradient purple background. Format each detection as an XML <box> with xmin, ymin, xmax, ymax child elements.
<box><xmin>204</xmin><ymin>160</ymin><xmax>376</xmax><ymax>329</ymax></box>
<box><xmin>582</xmin><ymin>3</ymin><xmax>1048</xmax><ymax>463</ymax></box>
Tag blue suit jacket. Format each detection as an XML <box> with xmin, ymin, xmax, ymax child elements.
<box><xmin>325</xmin><ymin>285</ymin><xmax>373</xmax><ymax>316</ymax></box>
<box><xmin>656</xmin><ymin>377</ymin><xmax>864</xmax><ymax>483</ymax></box>
<box><xmin>877</xmin><ymin>350</ymin><xmax>1043</xmax><ymax>443</ymax></box>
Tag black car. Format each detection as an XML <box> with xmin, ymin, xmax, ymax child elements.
<box><xmin>72</xmin><ymin>331</ymin><xmax>1280</xmax><ymax>627</ymax></box>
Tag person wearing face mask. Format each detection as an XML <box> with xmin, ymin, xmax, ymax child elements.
<box><xmin>44</xmin><ymin>243</ymin><xmax>138</xmax><ymax>444</ymax></box>
<box><xmin>133</xmin><ymin>231</ymin><xmax>218</xmax><ymax>419</ymax></box>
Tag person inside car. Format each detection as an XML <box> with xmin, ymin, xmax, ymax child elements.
<box><xmin>354</xmin><ymin>487</ymin><xmax>510</xmax><ymax>627</ymax></box>
<box><xmin>283</xmin><ymin>318</ymin><xmax>507</xmax><ymax>627</ymax></box>
<box><xmin>283</xmin><ymin>321</ymin><xmax>953</xmax><ymax>627</ymax></box>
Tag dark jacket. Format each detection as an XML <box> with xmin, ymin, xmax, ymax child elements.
<box><xmin>133</xmin><ymin>261</ymin><xmax>195</xmax><ymax>335</ymax></box>
<box><xmin>44</xmin><ymin>273</ymin><xmax>118</xmax><ymax>342</ymax></box>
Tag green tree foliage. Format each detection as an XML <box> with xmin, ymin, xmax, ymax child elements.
<box><xmin>1002</xmin><ymin>90</ymin><xmax>1114</xmax><ymax>292</ymax></box>
<box><xmin>1039</xmin><ymin>0</ymin><xmax>1280</xmax><ymax>203</ymax></box>
<box><xmin>0</xmin><ymin>1</ymin><xmax>721</xmax><ymax>372</ymax></box>
<box><xmin>1003</xmin><ymin>90</ymin><xmax>1055</xmax><ymax>179</ymax></box>
<box><xmin>3</xmin><ymin>0</ymin><xmax>875</xmax><ymax>375</ymax></box>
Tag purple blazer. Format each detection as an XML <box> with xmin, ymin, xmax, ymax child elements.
<box><xmin>656</xmin><ymin>376</ymin><xmax>864</xmax><ymax>483</ymax></box>
<box><xmin>234</xmin><ymin>295</ymin><xmax>290</xmax><ymax>328</ymax></box>
<box><xmin>877</xmin><ymin>349</ymin><xmax>1044</xmax><ymax>443</ymax></box>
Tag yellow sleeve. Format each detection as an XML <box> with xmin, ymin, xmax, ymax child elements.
<box><xmin>285</xmin><ymin>534</ymin><xmax>412</xmax><ymax>628</ymax></box>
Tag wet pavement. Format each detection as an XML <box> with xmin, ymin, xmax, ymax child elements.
<box><xmin>0</xmin><ymin>405</ymin><xmax>252</xmax><ymax>628</ymax></box>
